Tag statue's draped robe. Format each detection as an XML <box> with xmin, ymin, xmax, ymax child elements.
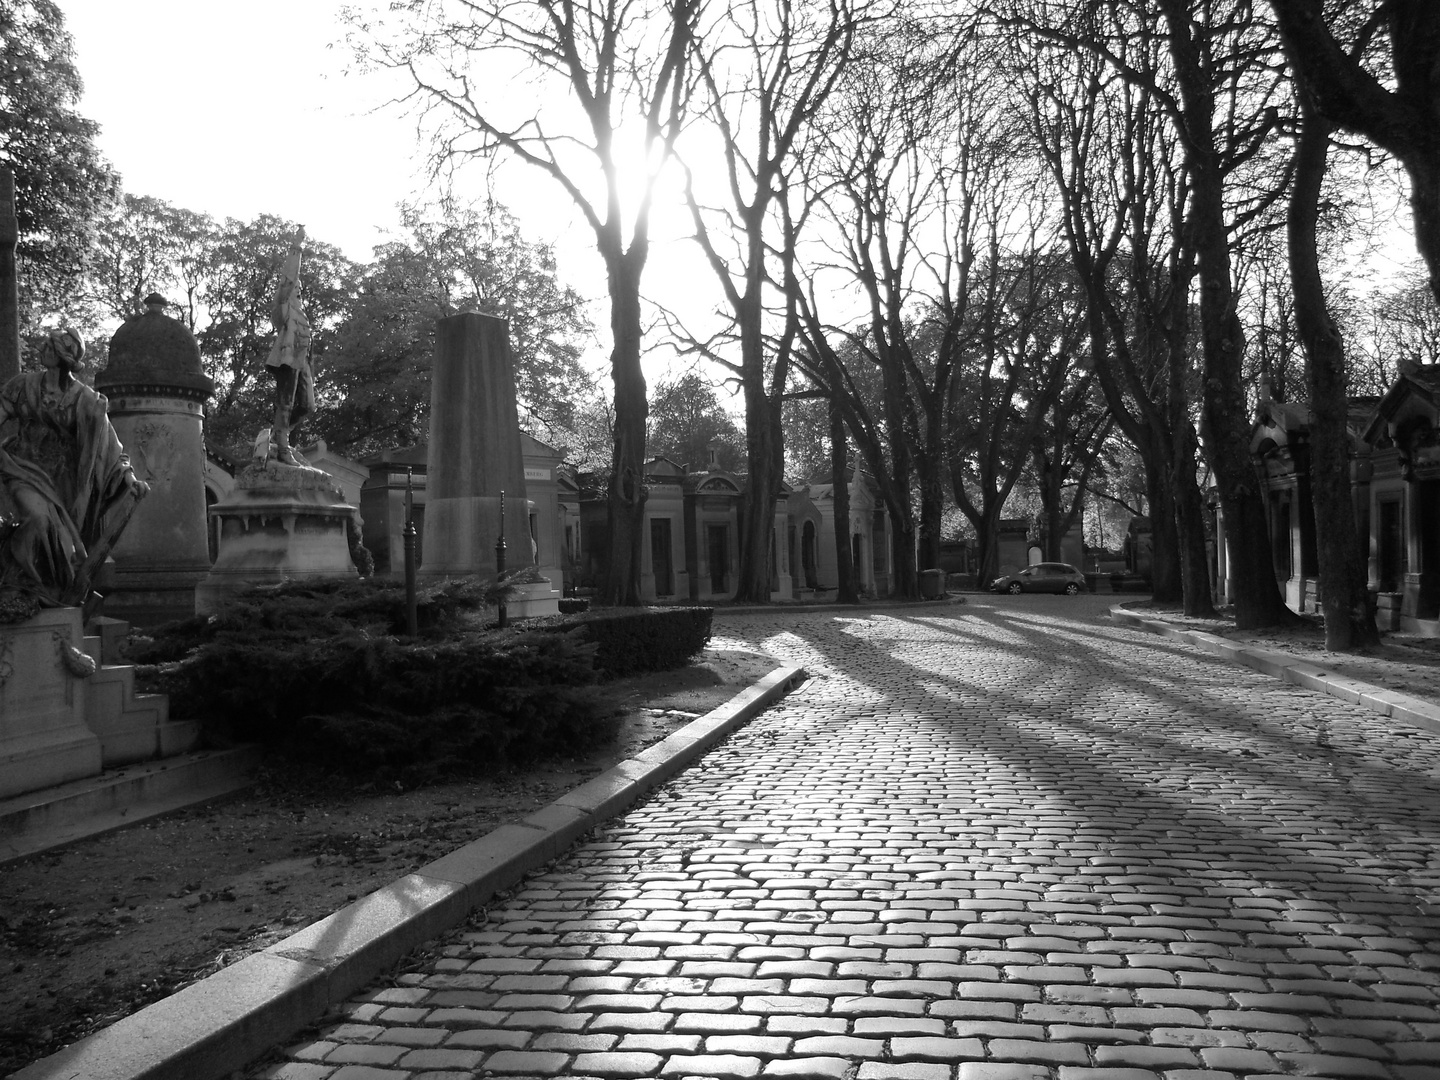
<box><xmin>0</xmin><ymin>371</ymin><xmax>133</xmax><ymax>599</ymax></box>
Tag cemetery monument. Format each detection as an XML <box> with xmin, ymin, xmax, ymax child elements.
<box><xmin>422</xmin><ymin>312</ymin><xmax>558</xmax><ymax>616</ymax></box>
<box><xmin>96</xmin><ymin>294</ymin><xmax>216</xmax><ymax>624</ymax></box>
<box><xmin>196</xmin><ymin>229</ymin><xmax>357</xmax><ymax>612</ymax></box>
<box><xmin>0</xmin><ymin>329</ymin><xmax>195</xmax><ymax>799</ymax></box>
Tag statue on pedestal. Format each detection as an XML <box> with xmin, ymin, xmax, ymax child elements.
<box><xmin>264</xmin><ymin>226</ymin><xmax>314</xmax><ymax>468</ymax></box>
<box><xmin>0</xmin><ymin>329</ymin><xmax>149</xmax><ymax>610</ymax></box>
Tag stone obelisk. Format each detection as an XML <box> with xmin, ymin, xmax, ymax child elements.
<box><xmin>421</xmin><ymin>313</ymin><xmax>536</xmax><ymax>579</ymax></box>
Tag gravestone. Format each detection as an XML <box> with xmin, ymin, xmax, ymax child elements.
<box><xmin>422</xmin><ymin>313</ymin><xmax>557</xmax><ymax>615</ymax></box>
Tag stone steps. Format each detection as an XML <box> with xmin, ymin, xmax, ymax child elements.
<box><xmin>0</xmin><ymin>745</ymin><xmax>263</xmax><ymax>864</ymax></box>
<box><xmin>82</xmin><ymin>631</ymin><xmax>200</xmax><ymax>767</ymax></box>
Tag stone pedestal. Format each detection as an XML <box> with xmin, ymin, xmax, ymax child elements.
<box><xmin>104</xmin><ymin>393</ymin><xmax>213</xmax><ymax>622</ymax></box>
<box><xmin>0</xmin><ymin>609</ymin><xmax>102</xmax><ymax>800</ymax></box>
<box><xmin>196</xmin><ymin>462</ymin><xmax>357</xmax><ymax>614</ymax></box>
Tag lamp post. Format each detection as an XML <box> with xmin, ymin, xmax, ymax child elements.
<box><xmin>496</xmin><ymin>489</ymin><xmax>508</xmax><ymax>628</ymax></box>
<box><xmin>403</xmin><ymin>468</ymin><xmax>418</xmax><ymax>636</ymax></box>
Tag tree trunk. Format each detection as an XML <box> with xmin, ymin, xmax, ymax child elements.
<box><xmin>1159</xmin><ymin>0</ymin><xmax>1290</xmax><ymax>629</ymax></box>
<box><xmin>598</xmin><ymin>256</ymin><xmax>647</xmax><ymax>607</ymax></box>
<box><xmin>1168</xmin><ymin>370</ymin><xmax>1215</xmax><ymax>617</ymax></box>
<box><xmin>734</xmin><ymin>292</ymin><xmax>782</xmax><ymax>603</ymax></box>
<box><xmin>967</xmin><ymin>502</ymin><xmax>1005</xmax><ymax>590</ymax></box>
<box><xmin>1147</xmin><ymin>462</ymin><xmax>1183</xmax><ymax>603</ymax></box>
<box><xmin>888</xmin><ymin>506</ymin><xmax>916</xmax><ymax>599</ymax></box>
<box><xmin>830</xmin><ymin>397</ymin><xmax>859</xmax><ymax>603</ymax></box>
<box><xmin>736</xmin><ymin>388</ymin><xmax>783</xmax><ymax>603</ymax></box>
<box><xmin>1290</xmin><ymin>96</ymin><xmax>1379</xmax><ymax>650</ymax></box>
<box><xmin>917</xmin><ymin>431</ymin><xmax>945</xmax><ymax>573</ymax></box>
<box><xmin>882</xmin><ymin>373</ymin><xmax>918</xmax><ymax>599</ymax></box>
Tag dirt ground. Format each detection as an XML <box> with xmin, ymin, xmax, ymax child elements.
<box><xmin>0</xmin><ymin>645</ymin><xmax>781</xmax><ymax>1076</ymax></box>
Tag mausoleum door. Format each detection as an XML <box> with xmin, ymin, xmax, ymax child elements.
<box><xmin>1379</xmin><ymin>498</ymin><xmax>1405</xmax><ymax>592</ymax></box>
<box><xmin>1418</xmin><ymin>480</ymin><xmax>1440</xmax><ymax>619</ymax></box>
<box><xmin>651</xmin><ymin>518</ymin><xmax>674</xmax><ymax>597</ymax></box>
<box><xmin>708</xmin><ymin>524</ymin><xmax>728</xmax><ymax>594</ymax></box>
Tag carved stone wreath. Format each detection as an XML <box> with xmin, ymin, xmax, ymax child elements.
<box><xmin>52</xmin><ymin>630</ymin><xmax>96</xmax><ymax>679</ymax></box>
<box><xmin>130</xmin><ymin>419</ymin><xmax>177</xmax><ymax>485</ymax></box>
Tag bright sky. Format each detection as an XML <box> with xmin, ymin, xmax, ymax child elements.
<box><xmin>61</xmin><ymin>0</ymin><xmax>714</xmax><ymax>380</ymax></box>
<box><xmin>58</xmin><ymin>0</ymin><xmax>1425</xmax><ymax>388</ymax></box>
<box><xmin>64</xmin><ymin>0</ymin><xmax>422</xmax><ymax>259</ymax></box>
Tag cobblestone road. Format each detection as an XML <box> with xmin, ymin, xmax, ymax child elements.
<box><xmin>254</xmin><ymin>597</ymin><xmax>1440</xmax><ymax>1080</ymax></box>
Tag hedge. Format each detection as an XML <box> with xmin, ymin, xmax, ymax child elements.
<box><xmin>557</xmin><ymin>606</ymin><xmax>713</xmax><ymax>678</ymax></box>
<box><xmin>128</xmin><ymin>581</ymin><xmax>714</xmax><ymax>785</ymax></box>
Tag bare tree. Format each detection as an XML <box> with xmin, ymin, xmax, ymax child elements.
<box><xmin>1003</xmin><ymin>1</ymin><xmax>1213</xmax><ymax>612</ymax></box>
<box><xmin>1289</xmin><ymin>89</ymin><xmax>1378</xmax><ymax>649</ymax></box>
<box><xmin>677</xmin><ymin>0</ymin><xmax>862</xmax><ymax>602</ymax></box>
<box><xmin>350</xmin><ymin>0</ymin><xmax>699</xmax><ymax>605</ymax></box>
<box><xmin>1009</xmin><ymin>0</ymin><xmax>1293</xmax><ymax>626</ymax></box>
<box><xmin>947</xmin><ymin>245</ymin><xmax>1087</xmax><ymax>586</ymax></box>
<box><xmin>1266</xmin><ymin>0</ymin><xmax>1440</xmax><ymax>307</ymax></box>
<box><xmin>1029</xmin><ymin>363</ymin><xmax>1114</xmax><ymax>561</ymax></box>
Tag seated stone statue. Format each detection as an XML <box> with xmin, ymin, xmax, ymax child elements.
<box><xmin>0</xmin><ymin>329</ymin><xmax>149</xmax><ymax>608</ymax></box>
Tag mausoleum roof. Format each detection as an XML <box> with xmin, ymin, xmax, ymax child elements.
<box><xmin>98</xmin><ymin>296</ymin><xmax>213</xmax><ymax>397</ymax></box>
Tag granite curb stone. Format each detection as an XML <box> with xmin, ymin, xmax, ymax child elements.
<box><xmin>1108</xmin><ymin>603</ymin><xmax>1440</xmax><ymax>736</ymax></box>
<box><xmin>10</xmin><ymin>664</ymin><xmax>807</xmax><ymax>1080</ymax></box>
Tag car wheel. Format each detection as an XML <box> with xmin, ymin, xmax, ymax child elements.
<box><xmin>1065</xmin><ymin>582</ymin><xmax>1079</xmax><ymax>595</ymax></box>
<box><xmin>1007</xmin><ymin>582</ymin><xmax>1023</xmax><ymax>594</ymax></box>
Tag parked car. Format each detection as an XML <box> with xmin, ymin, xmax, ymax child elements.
<box><xmin>991</xmin><ymin>562</ymin><xmax>1088</xmax><ymax>595</ymax></box>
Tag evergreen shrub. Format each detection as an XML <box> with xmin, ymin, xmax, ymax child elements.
<box><xmin>558</xmin><ymin>597</ymin><xmax>590</xmax><ymax>614</ymax></box>
<box><xmin>558</xmin><ymin>606</ymin><xmax>713</xmax><ymax>678</ymax></box>
<box><xmin>129</xmin><ymin>577</ymin><xmax>612</xmax><ymax>785</ymax></box>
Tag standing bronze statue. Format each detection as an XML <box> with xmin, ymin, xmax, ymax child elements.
<box><xmin>0</xmin><ymin>329</ymin><xmax>149</xmax><ymax>608</ymax></box>
<box><xmin>265</xmin><ymin>226</ymin><xmax>314</xmax><ymax>467</ymax></box>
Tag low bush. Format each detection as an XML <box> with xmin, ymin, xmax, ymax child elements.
<box><xmin>559</xmin><ymin>606</ymin><xmax>713</xmax><ymax>678</ymax></box>
<box><xmin>130</xmin><ymin>577</ymin><xmax>612</xmax><ymax>785</ymax></box>
<box><xmin>130</xmin><ymin>582</ymin><xmax>716</xmax><ymax>785</ymax></box>
<box><xmin>558</xmin><ymin>597</ymin><xmax>590</xmax><ymax>614</ymax></box>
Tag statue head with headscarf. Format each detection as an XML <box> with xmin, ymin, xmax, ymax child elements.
<box><xmin>39</xmin><ymin>328</ymin><xmax>86</xmax><ymax>375</ymax></box>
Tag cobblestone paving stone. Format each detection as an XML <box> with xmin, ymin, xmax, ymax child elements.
<box><xmin>250</xmin><ymin>596</ymin><xmax>1440</xmax><ymax>1080</ymax></box>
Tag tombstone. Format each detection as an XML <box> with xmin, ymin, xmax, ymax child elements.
<box><xmin>421</xmin><ymin>313</ymin><xmax>557</xmax><ymax>616</ymax></box>
<box><xmin>96</xmin><ymin>294</ymin><xmax>215</xmax><ymax>625</ymax></box>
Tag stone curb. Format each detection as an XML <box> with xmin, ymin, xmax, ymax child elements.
<box><xmin>1109</xmin><ymin>604</ymin><xmax>1440</xmax><ymax>737</ymax></box>
<box><xmin>11</xmin><ymin>664</ymin><xmax>808</xmax><ymax>1080</ymax></box>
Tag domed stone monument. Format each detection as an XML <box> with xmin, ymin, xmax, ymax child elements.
<box><xmin>96</xmin><ymin>294</ymin><xmax>215</xmax><ymax>623</ymax></box>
